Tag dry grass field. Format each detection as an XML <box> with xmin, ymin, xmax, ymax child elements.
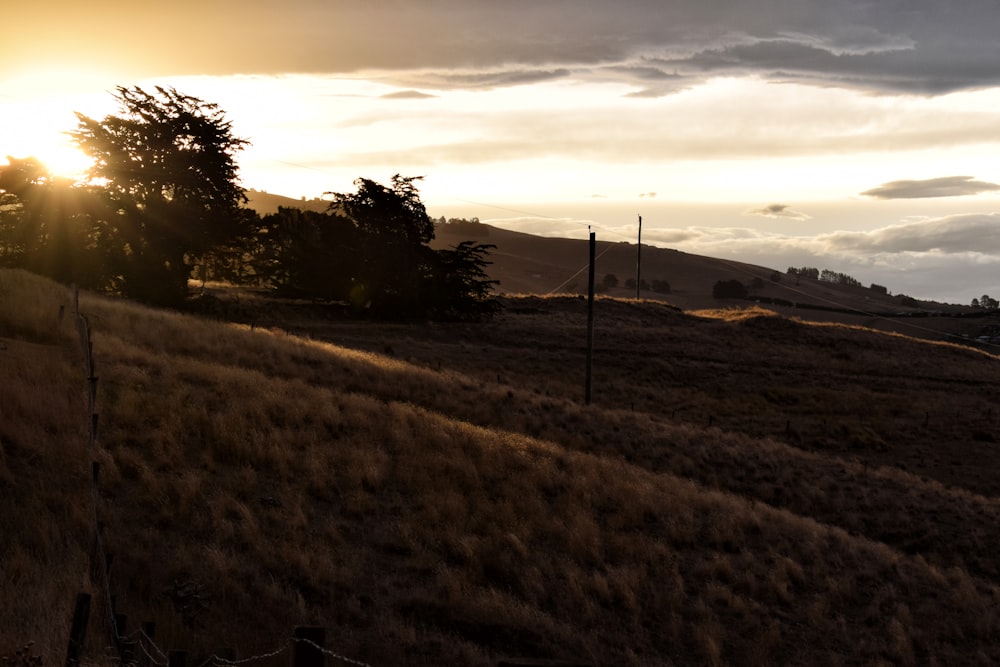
<box><xmin>4</xmin><ymin>266</ymin><xmax>1000</xmax><ymax>666</ymax></box>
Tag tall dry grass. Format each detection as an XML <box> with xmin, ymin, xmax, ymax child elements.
<box><xmin>0</xmin><ymin>272</ymin><xmax>92</xmax><ymax>662</ymax></box>
<box><xmin>5</xmin><ymin>273</ymin><xmax>1000</xmax><ymax>665</ymax></box>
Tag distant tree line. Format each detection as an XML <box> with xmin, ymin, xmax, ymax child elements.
<box><xmin>0</xmin><ymin>86</ymin><xmax>500</xmax><ymax>320</ymax></box>
<box><xmin>712</xmin><ymin>279</ymin><xmax>748</xmax><ymax>299</ymax></box>
<box><xmin>787</xmin><ymin>266</ymin><xmax>862</xmax><ymax>287</ymax></box>
<box><xmin>787</xmin><ymin>266</ymin><xmax>892</xmax><ymax>294</ymax></box>
<box><xmin>435</xmin><ymin>216</ymin><xmax>490</xmax><ymax>236</ymax></box>
<box><xmin>599</xmin><ymin>274</ymin><xmax>671</xmax><ymax>295</ymax></box>
<box><xmin>787</xmin><ymin>266</ymin><xmax>821</xmax><ymax>281</ymax></box>
<box><xmin>972</xmin><ymin>295</ymin><xmax>999</xmax><ymax>310</ymax></box>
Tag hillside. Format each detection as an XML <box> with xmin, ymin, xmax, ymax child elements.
<box><xmin>4</xmin><ymin>269</ymin><xmax>1000</xmax><ymax>665</ymax></box>
<box><xmin>243</xmin><ymin>193</ymin><xmax>998</xmax><ymax>344</ymax></box>
<box><xmin>245</xmin><ymin>189</ymin><xmax>331</xmax><ymax>215</ymax></box>
<box><xmin>431</xmin><ymin>222</ymin><xmax>997</xmax><ymax>344</ymax></box>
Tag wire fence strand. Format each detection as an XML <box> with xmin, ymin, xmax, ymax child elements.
<box><xmin>69</xmin><ymin>285</ymin><xmax>374</xmax><ymax>667</ymax></box>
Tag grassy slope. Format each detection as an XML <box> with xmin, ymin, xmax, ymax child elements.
<box><xmin>431</xmin><ymin>223</ymin><xmax>998</xmax><ymax>344</ymax></box>
<box><xmin>4</xmin><ymin>269</ymin><xmax>1000</xmax><ymax>665</ymax></box>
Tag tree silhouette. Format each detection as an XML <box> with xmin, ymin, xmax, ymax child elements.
<box><xmin>425</xmin><ymin>240</ymin><xmax>500</xmax><ymax>320</ymax></box>
<box><xmin>0</xmin><ymin>157</ymin><xmax>109</xmax><ymax>287</ymax></box>
<box><xmin>253</xmin><ymin>206</ymin><xmax>358</xmax><ymax>298</ymax></box>
<box><xmin>979</xmin><ymin>294</ymin><xmax>999</xmax><ymax>310</ymax></box>
<box><xmin>259</xmin><ymin>175</ymin><xmax>502</xmax><ymax>319</ymax></box>
<box><xmin>71</xmin><ymin>86</ymin><xmax>249</xmax><ymax>306</ymax></box>
<box><xmin>713</xmin><ymin>279</ymin><xmax>748</xmax><ymax>299</ymax></box>
<box><xmin>0</xmin><ymin>157</ymin><xmax>48</xmax><ymax>270</ymax></box>
<box><xmin>327</xmin><ymin>175</ymin><xmax>436</xmax><ymax>313</ymax></box>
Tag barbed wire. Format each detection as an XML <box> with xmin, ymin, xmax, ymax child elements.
<box><xmin>72</xmin><ymin>287</ymin><xmax>121</xmax><ymax>659</ymax></box>
<box><xmin>544</xmin><ymin>234</ymin><xmax>620</xmax><ymax>296</ymax></box>
<box><xmin>128</xmin><ymin>628</ymin><xmax>169</xmax><ymax>666</ymax></box>
<box><xmin>291</xmin><ymin>638</ymin><xmax>372</xmax><ymax>667</ymax></box>
<box><xmin>194</xmin><ymin>643</ymin><xmax>289</xmax><ymax>667</ymax></box>
<box><xmin>69</xmin><ymin>285</ymin><xmax>375</xmax><ymax>667</ymax></box>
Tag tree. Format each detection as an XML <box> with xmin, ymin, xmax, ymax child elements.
<box><xmin>651</xmin><ymin>279</ymin><xmax>671</xmax><ymax>294</ymax></box>
<box><xmin>788</xmin><ymin>266</ymin><xmax>819</xmax><ymax>280</ymax></box>
<box><xmin>602</xmin><ymin>273</ymin><xmax>619</xmax><ymax>289</ymax></box>
<box><xmin>314</xmin><ymin>175</ymin><xmax>500</xmax><ymax>318</ymax></box>
<box><xmin>0</xmin><ymin>157</ymin><xmax>48</xmax><ymax>270</ymax></box>
<box><xmin>438</xmin><ymin>216</ymin><xmax>489</xmax><ymax>236</ymax></box>
<box><xmin>820</xmin><ymin>269</ymin><xmax>862</xmax><ymax>287</ymax></box>
<box><xmin>326</xmin><ymin>175</ymin><xmax>436</xmax><ymax>313</ymax></box>
<box><xmin>71</xmin><ymin>86</ymin><xmax>249</xmax><ymax>306</ymax></box>
<box><xmin>186</xmin><ymin>205</ymin><xmax>264</xmax><ymax>289</ymax></box>
<box><xmin>624</xmin><ymin>277</ymin><xmax>650</xmax><ymax>291</ymax></box>
<box><xmin>425</xmin><ymin>241</ymin><xmax>501</xmax><ymax>320</ymax></box>
<box><xmin>0</xmin><ymin>157</ymin><xmax>109</xmax><ymax>287</ymax></box>
<box><xmin>252</xmin><ymin>207</ymin><xmax>358</xmax><ymax>298</ymax></box>
<box><xmin>713</xmin><ymin>279</ymin><xmax>748</xmax><ymax>299</ymax></box>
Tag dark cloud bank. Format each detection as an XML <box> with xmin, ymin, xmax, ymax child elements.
<box><xmin>861</xmin><ymin>176</ymin><xmax>1000</xmax><ymax>200</ymax></box>
<box><xmin>12</xmin><ymin>0</ymin><xmax>1000</xmax><ymax>95</ymax></box>
<box><xmin>744</xmin><ymin>204</ymin><xmax>811</xmax><ymax>220</ymax></box>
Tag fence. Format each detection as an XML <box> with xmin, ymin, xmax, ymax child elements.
<box><xmin>64</xmin><ymin>285</ymin><xmax>372</xmax><ymax>667</ymax></box>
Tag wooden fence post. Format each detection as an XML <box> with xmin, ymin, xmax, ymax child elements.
<box><xmin>65</xmin><ymin>593</ymin><xmax>91</xmax><ymax>667</ymax></box>
<box><xmin>114</xmin><ymin>612</ymin><xmax>135</xmax><ymax>665</ymax></box>
<box><xmin>293</xmin><ymin>627</ymin><xmax>326</xmax><ymax>667</ymax></box>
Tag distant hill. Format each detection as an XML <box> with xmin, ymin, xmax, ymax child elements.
<box><xmin>243</xmin><ymin>193</ymin><xmax>994</xmax><ymax>342</ymax></box>
<box><xmin>432</xmin><ymin>220</ymin><xmax>995</xmax><ymax>342</ymax></box>
<box><xmin>245</xmin><ymin>189</ymin><xmax>329</xmax><ymax>215</ymax></box>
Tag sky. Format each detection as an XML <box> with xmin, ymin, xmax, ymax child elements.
<box><xmin>3</xmin><ymin>0</ymin><xmax>1000</xmax><ymax>304</ymax></box>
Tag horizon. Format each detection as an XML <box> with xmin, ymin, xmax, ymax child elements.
<box><xmin>4</xmin><ymin>2</ymin><xmax>1000</xmax><ymax>304</ymax></box>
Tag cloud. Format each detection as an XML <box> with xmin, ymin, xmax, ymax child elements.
<box><xmin>296</xmin><ymin>79</ymin><xmax>1000</xmax><ymax>172</ymax></box>
<box><xmin>380</xmin><ymin>90</ymin><xmax>437</xmax><ymax>100</ymax></box>
<box><xmin>822</xmin><ymin>213</ymin><xmax>1000</xmax><ymax>254</ymax></box>
<box><xmin>392</xmin><ymin>68</ymin><xmax>574</xmax><ymax>91</ymax></box>
<box><xmin>617</xmin><ymin>213</ymin><xmax>1000</xmax><ymax>303</ymax></box>
<box><xmin>8</xmin><ymin>1</ymin><xmax>1000</xmax><ymax>95</ymax></box>
<box><xmin>744</xmin><ymin>204</ymin><xmax>811</xmax><ymax>220</ymax></box>
<box><xmin>861</xmin><ymin>176</ymin><xmax>1000</xmax><ymax>199</ymax></box>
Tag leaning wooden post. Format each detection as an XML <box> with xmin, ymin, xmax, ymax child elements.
<box><xmin>294</xmin><ymin>626</ymin><xmax>326</xmax><ymax>667</ymax></box>
<box><xmin>65</xmin><ymin>592</ymin><xmax>91</xmax><ymax>667</ymax></box>
<box><xmin>114</xmin><ymin>613</ymin><xmax>134</xmax><ymax>665</ymax></box>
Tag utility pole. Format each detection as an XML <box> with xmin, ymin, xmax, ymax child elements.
<box><xmin>585</xmin><ymin>229</ymin><xmax>595</xmax><ymax>405</ymax></box>
<box><xmin>635</xmin><ymin>214</ymin><xmax>642</xmax><ymax>299</ymax></box>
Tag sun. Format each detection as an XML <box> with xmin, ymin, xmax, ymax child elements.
<box><xmin>1</xmin><ymin>111</ymin><xmax>93</xmax><ymax>182</ymax></box>
<box><xmin>29</xmin><ymin>139</ymin><xmax>93</xmax><ymax>181</ymax></box>
<box><xmin>1</xmin><ymin>96</ymin><xmax>95</xmax><ymax>181</ymax></box>
<box><xmin>0</xmin><ymin>68</ymin><xmax>114</xmax><ymax>182</ymax></box>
